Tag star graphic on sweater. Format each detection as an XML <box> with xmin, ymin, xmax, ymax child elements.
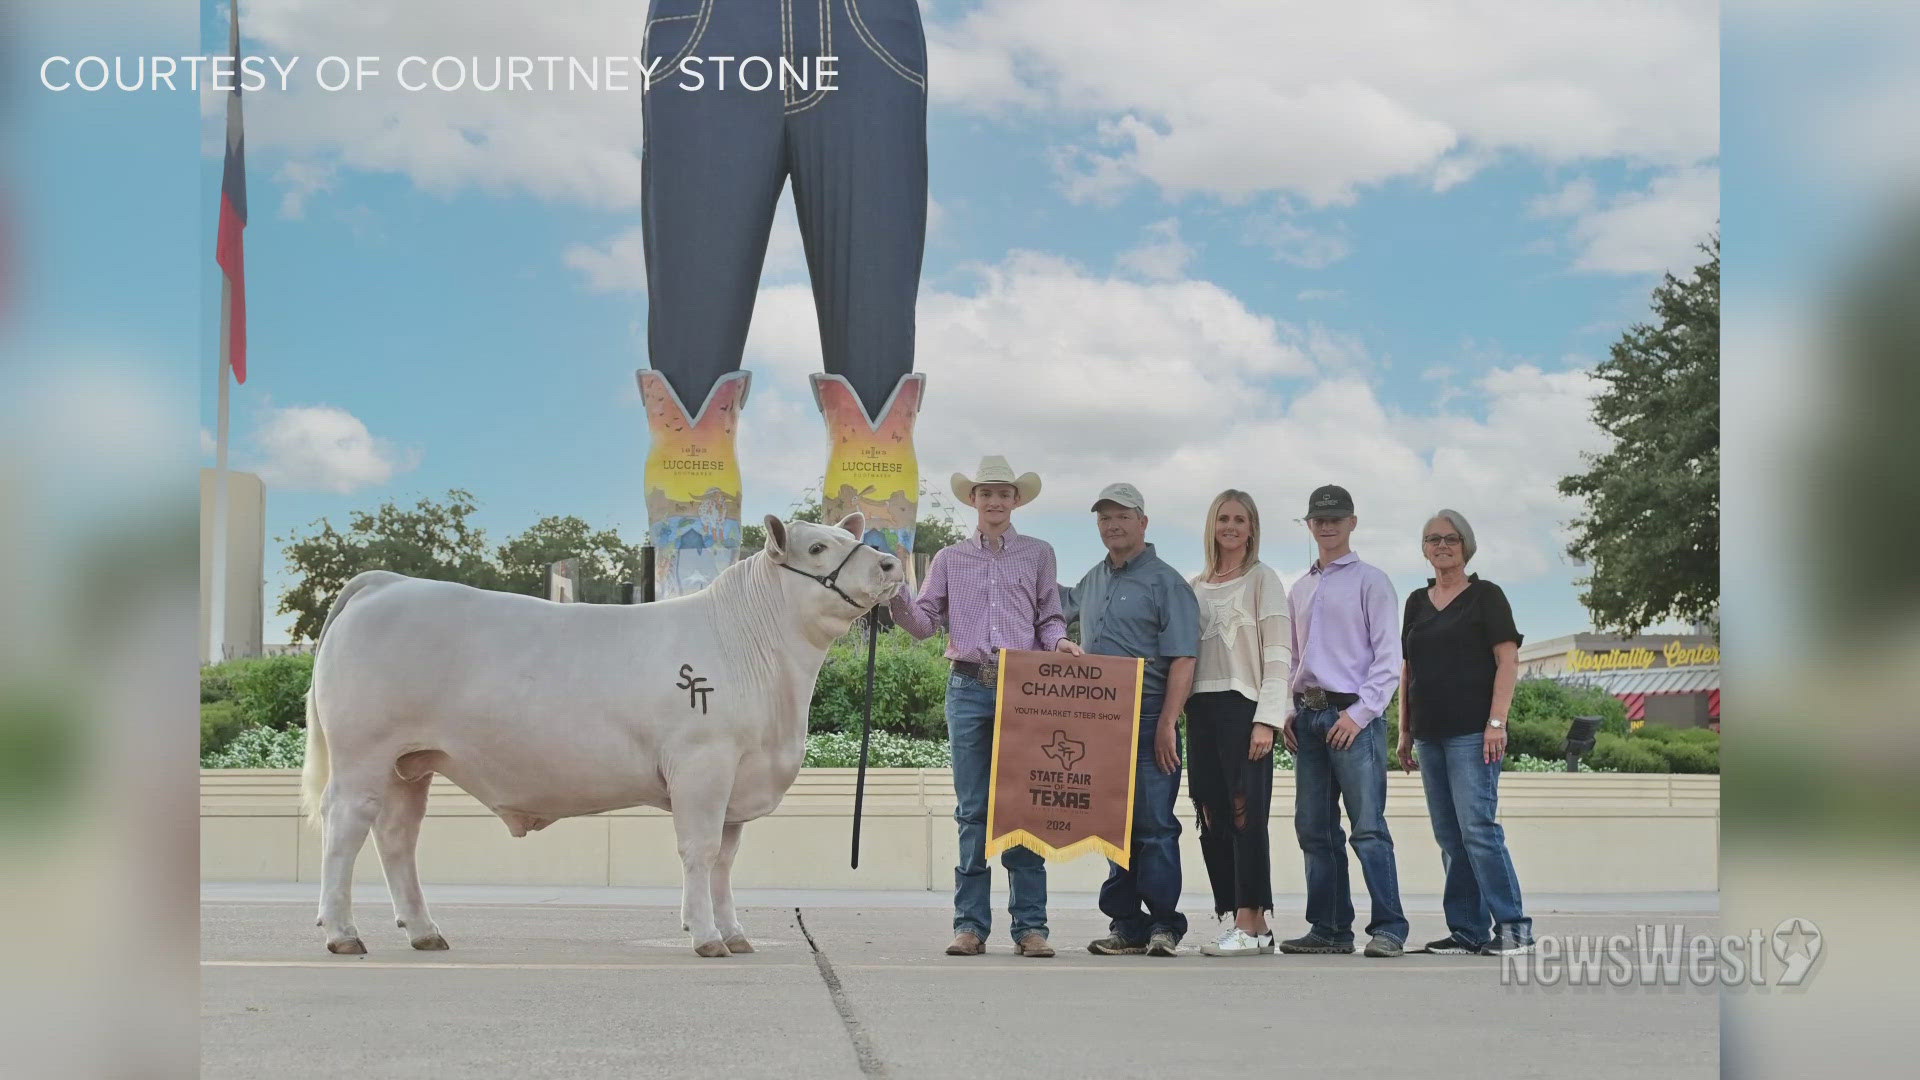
<box><xmin>1201</xmin><ymin>586</ymin><xmax>1255</xmax><ymax>649</ymax></box>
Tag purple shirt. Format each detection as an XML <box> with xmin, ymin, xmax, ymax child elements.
<box><xmin>1287</xmin><ymin>551</ymin><xmax>1401</xmax><ymax>728</ymax></box>
<box><xmin>890</xmin><ymin>526</ymin><xmax>1068</xmax><ymax>663</ymax></box>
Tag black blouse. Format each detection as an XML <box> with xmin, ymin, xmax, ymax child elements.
<box><xmin>1401</xmin><ymin>575</ymin><xmax>1523</xmax><ymax>739</ymax></box>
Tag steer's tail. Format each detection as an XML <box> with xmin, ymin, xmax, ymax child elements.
<box><xmin>301</xmin><ymin>689</ymin><xmax>328</xmax><ymax>830</ymax></box>
<box><xmin>300</xmin><ymin>570</ymin><xmax>406</xmax><ymax>830</ymax></box>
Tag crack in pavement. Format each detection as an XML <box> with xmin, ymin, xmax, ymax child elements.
<box><xmin>795</xmin><ymin>908</ymin><xmax>888</xmax><ymax>1078</ymax></box>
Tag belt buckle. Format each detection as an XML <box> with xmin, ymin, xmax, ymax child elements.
<box><xmin>1302</xmin><ymin>687</ymin><xmax>1329</xmax><ymax>710</ymax></box>
<box><xmin>978</xmin><ymin>658</ymin><xmax>1000</xmax><ymax>686</ymax></box>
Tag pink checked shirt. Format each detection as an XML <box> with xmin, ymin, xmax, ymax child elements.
<box><xmin>889</xmin><ymin>526</ymin><xmax>1068</xmax><ymax>664</ymax></box>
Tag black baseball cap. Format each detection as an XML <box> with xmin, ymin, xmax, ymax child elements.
<box><xmin>1305</xmin><ymin>484</ymin><xmax>1355</xmax><ymax>519</ymax></box>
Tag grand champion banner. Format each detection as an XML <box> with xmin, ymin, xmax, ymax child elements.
<box><xmin>985</xmin><ymin>649</ymin><xmax>1145</xmax><ymax>866</ymax></box>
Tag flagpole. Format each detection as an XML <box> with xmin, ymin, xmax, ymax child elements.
<box><xmin>209</xmin><ymin>279</ymin><xmax>232</xmax><ymax>663</ymax></box>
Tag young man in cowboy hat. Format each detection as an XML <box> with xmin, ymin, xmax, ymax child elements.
<box><xmin>890</xmin><ymin>456</ymin><xmax>1085</xmax><ymax>959</ymax></box>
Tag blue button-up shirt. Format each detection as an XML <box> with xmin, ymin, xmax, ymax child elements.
<box><xmin>1061</xmin><ymin>543</ymin><xmax>1201</xmax><ymax>701</ymax></box>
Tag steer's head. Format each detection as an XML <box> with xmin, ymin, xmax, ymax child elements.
<box><xmin>761</xmin><ymin>513</ymin><xmax>906</xmax><ymax>631</ymax></box>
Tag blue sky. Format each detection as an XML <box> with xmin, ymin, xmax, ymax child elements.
<box><xmin>155</xmin><ymin>1</ymin><xmax>1719</xmax><ymax>642</ymax></box>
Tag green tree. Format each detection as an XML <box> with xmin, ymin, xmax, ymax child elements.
<box><xmin>277</xmin><ymin>490</ymin><xmax>501</xmax><ymax>642</ymax></box>
<box><xmin>495</xmin><ymin>515</ymin><xmax>641</xmax><ymax>604</ymax></box>
<box><xmin>1559</xmin><ymin>234</ymin><xmax>1720</xmax><ymax>636</ymax></box>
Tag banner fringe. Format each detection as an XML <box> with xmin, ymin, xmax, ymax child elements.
<box><xmin>985</xmin><ymin>829</ymin><xmax>1129</xmax><ymax>869</ymax></box>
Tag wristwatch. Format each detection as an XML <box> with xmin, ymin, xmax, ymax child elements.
<box><xmin>1487</xmin><ymin>718</ymin><xmax>1506</xmax><ymax>729</ymax></box>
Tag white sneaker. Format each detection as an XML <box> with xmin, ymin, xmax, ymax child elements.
<box><xmin>1256</xmin><ymin>930</ymin><xmax>1275</xmax><ymax>954</ymax></box>
<box><xmin>1200</xmin><ymin>927</ymin><xmax>1263</xmax><ymax>957</ymax></box>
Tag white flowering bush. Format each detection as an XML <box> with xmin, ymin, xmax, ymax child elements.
<box><xmin>202</xmin><ymin>725</ymin><xmax>307</xmax><ymax>769</ymax></box>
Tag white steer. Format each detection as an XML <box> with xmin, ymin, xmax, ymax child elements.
<box><xmin>299</xmin><ymin>514</ymin><xmax>902</xmax><ymax>956</ymax></box>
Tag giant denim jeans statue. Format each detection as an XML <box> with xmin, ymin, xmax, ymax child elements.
<box><xmin>637</xmin><ymin>0</ymin><xmax>929</xmax><ymax>595</ymax></box>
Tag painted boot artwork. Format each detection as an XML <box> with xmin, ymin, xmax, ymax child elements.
<box><xmin>636</xmin><ymin>369</ymin><xmax>751</xmax><ymax>598</ymax></box>
<box><xmin>810</xmin><ymin>372</ymin><xmax>926</xmax><ymax>588</ymax></box>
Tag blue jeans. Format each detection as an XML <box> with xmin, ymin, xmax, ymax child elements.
<box><xmin>1291</xmin><ymin>706</ymin><xmax>1408</xmax><ymax>945</ymax></box>
<box><xmin>946</xmin><ymin>673</ymin><xmax>1047</xmax><ymax>941</ymax></box>
<box><xmin>1416</xmin><ymin>733</ymin><xmax>1533</xmax><ymax>947</ymax></box>
<box><xmin>642</xmin><ymin>0</ymin><xmax>927</xmax><ymax>421</ymax></box>
<box><xmin>1098</xmin><ymin>697</ymin><xmax>1188</xmax><ymax>944</ymax></box>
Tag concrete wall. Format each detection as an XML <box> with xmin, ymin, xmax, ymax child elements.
<box><xmin>204</xmin><ymin>769</ymin><xmax>1718</xmax><ymax>894</ymax></box>
<box><xmin>199</xmin><ymin>468</ymin><xmax>265</xmax><ymax>662</ymax></box>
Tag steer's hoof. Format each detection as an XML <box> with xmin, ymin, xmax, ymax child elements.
<box><xmin>327</xmin><ymin>937</ymin><xmax>367</xmax><ymax>955</ymax></box>
<box><xmin>410</xmin><ymin>933</ymin><xmax>450</xmax><ymax>951</ymax></box>
<box><xmin>723</xmin><ymin>936</ymin><xmax>754</xmax><ymax>954</ymax></box>
<box><xmin>693</xmin><ymin>940</ymin><xmax>731</xmax><ymax>958</ymax></box>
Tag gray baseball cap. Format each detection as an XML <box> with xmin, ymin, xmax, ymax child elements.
<box><xmin>1090</xmin><ymin>482</ymin><xmax>1146</xmax><ymax>512</ymax></box>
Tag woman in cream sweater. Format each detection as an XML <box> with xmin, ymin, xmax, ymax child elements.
<box><xmin>1187</xmin><ymin>489</ymin><xmax>1292</xmax><ymax>957</ymax></box>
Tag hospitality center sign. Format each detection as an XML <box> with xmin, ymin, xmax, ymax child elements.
<box><xmin>985</xmin><ymin>649</ymin><xmax>1145</xmax><ymax>866</ymax></box>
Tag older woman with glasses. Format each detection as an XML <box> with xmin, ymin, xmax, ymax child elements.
<box><xmin>1397</xmin><ymin>509</ymin><xmax>1534</xmax><ymax>957</ymax></box>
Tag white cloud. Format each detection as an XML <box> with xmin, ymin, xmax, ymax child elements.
<box><xmin>234</xmin><ymin>0</ymin><xmax>655</xmax><ymax>210</ymax></box>
<box><xmin>276</xmin><ymin>160</ymin><xmax>336</xmax><ymax>219</ymax></box>
<box><xmin>250</xmin><ymin>405</ymin><xmax>416</xmax><ymax>494</ymax></box>
<box><xmin>1529</xmin><ymin>177</ymin><xmax>1598</xmax><ymax>219</ymax></box>
<box><xmin>725</xmin><ymin>251</ymin><xmax>1602</xmax><ymax>583</ymax></box>
<box><xmin>1526</xmin><ymin>168</ymin><xmax>1717</xmax><ymax>275</ymax></box>
<box><xmin>564</xmin><ymin>226</ymin><xmax>648</xmax><ymax>293</ymax></box>
<box><xmin>933</xmin><ymin>0</ymin><xmax>1719</xmax><ymax>205</ymax></box>
<box><xmin>238</xmin><ymin>1</ymin><xmax>1718</xmax><ymax>273</ymax></box>
<box><xmin>1117</xmin><ymin>218</ymin><xmax>1196</xmax><ymax>280</ymax></box>
<box><xmin>1565</xmin><ymin>167</ymin><xmax>1719</xmax><ymax>275</ymax></box>
<box><xmin>1245</xmin><ymin>214</ymin><xmax>1353</xmax><ymax>269</ymax></box>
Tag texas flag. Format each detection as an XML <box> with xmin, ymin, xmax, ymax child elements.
<box><xmin>215</xmin><ymin>1</ymin><xmax>249</xmax><ymax>383</ymax></box>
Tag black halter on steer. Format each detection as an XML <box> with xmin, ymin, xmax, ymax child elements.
<box><xmin>779</xmin><ymin>539</ymin><xmax>873</xmax><ymax>609</ymax></box>
<box><xmin>776</xmin><ymin>535</ymin><xmax>889</xmax><ymax>868</ymax></box>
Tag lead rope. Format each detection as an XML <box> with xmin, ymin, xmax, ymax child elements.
<box><xmin>850</xmin><ymin>612</ymin><xmax>879</xmax><ymax>869</ymax></box>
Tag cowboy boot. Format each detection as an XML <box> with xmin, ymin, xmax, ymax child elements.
<box><xmin>636</xmin><ymin>369</ymin><xmax>751</xmax><ymax>598</ymax></box>
<box><xmin>810</xmin><ymin>372</ymin><xmax>925</xmax><ymax>588</ymax></box>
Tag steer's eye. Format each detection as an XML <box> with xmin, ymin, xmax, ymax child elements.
<box><xmin>809</xmin><ymin>543</ymin><xmax>826</xmax><ymax>555</ymax></box>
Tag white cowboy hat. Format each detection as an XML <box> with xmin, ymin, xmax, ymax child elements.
<box><xmin>951</xmin><ymin>455</ymin><xmax>1042</xmax><ymax>506</ymax></box>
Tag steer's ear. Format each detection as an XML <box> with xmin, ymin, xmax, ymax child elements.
<box><xmin>834</xmin><ymin>512</ymin><xmax>866</xmax><ymax>539</ymax></box>
<box><xmin>763</xmin><ymin>515</ymin><xmax>788</xmax><ymax>562</ymax></box>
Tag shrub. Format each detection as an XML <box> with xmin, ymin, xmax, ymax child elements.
<box><xmin>810</xmin><ymin>628</ymin><xmax>950</xmax><ymax>739</ymax></box>
<box><xmin>1649</xmin><ymin>739</ymin><xmax>1718</xmax><ymax>774</ymax></box>
<box><xmin>1504</xmin><ymin>716</ymin><xmax>1572</xmax><ymax>762</ymax></box>
<box><xmin>201</xmin><ymin>701</ymin><xmax>249</xmax><ymax>757</ymax></box>
<box><xmin>1588</xmin><ymin>732</ymin><xmax>1669</xmax><ymax>773</ymax></box>
<box><xmin>1505</xmin><ymin>754</ymin><xmax>1599</xmax><ymax>773</ymax></box>
<box><xmin>202</xmin><ymin>724</ymin><xmax>308</xmax><ymax>769</ymax></box>
<box><xmin>1509</xmin><ymin>678</ymin><xmax>1629</xmax><ymax>736</ymax></box>
<box><xmin>1632</xmin><ymin>724</ymin><xmax>1719</xmax><ymax>745</ymax></box>
<box><xmin>201</xmin><ymin>664</ymin><xmax>237</xmax><ymax>704</ymax></box>
<box><xmin>804</xmin><ymin>731</ymin><xmax>952</xmax><ymax>768</ymax></box>
<box><xmin>224</xmin><ymin>653</ymin><xmax>315</xmax><ymax>729</ymax></box>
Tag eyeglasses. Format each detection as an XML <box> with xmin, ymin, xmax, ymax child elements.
<box><xmin>1423</xmin><ymin>534</ymin><xmax>1463</xmax><ymax>547</ymax></box>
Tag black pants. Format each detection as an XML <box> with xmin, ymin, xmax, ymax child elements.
<box><xmin>1187</xmin><ymin>691</ymin><xmax>1274</xmax><ymax>915</ymax></box>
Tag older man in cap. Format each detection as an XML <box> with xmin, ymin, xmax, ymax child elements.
<box><xmin>1062</xmin><ymin>483</ymin><xmax>1201</xmax><ymax>957</ymax></box>
<box><xmin>890</xmin><ymin>456</ymin><xmax>1083</xmax><ymax>958</ymax></box>
<box><xmin>1278</xmin><ymin>484</ymin><xmax>1409</xmax><ymax>957</ymax></box>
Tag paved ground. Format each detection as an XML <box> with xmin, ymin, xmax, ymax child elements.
<box><xmin>203</xmin><ymin>884</ymin><xmax>1719</xmax><ymax>1079</ymax></box>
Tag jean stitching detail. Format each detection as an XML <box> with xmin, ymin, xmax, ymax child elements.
<box><xmin>843</xmin><ymin>0</ymin><xmax>925</xmax><ymax>89</ymax></box>
<box><xmin>646</xmin><ymin>0</ymin><xmax>714</xmax><ymax>89</ymax></box>
<box><xmin>790</xmin><ymin>0</ymin><xmax>833</xmax><ymax>112</ymax></box>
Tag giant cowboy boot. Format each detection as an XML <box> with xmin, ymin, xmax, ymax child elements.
<box><xmin>811</xmin><ymin>372</ymin><xmax>926</xmax><ymax>588</ymax></box>
<box><xmin>636</xmin><ymin>369</ymin><xmax>751</xmax><ymax>598</ymax></box>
